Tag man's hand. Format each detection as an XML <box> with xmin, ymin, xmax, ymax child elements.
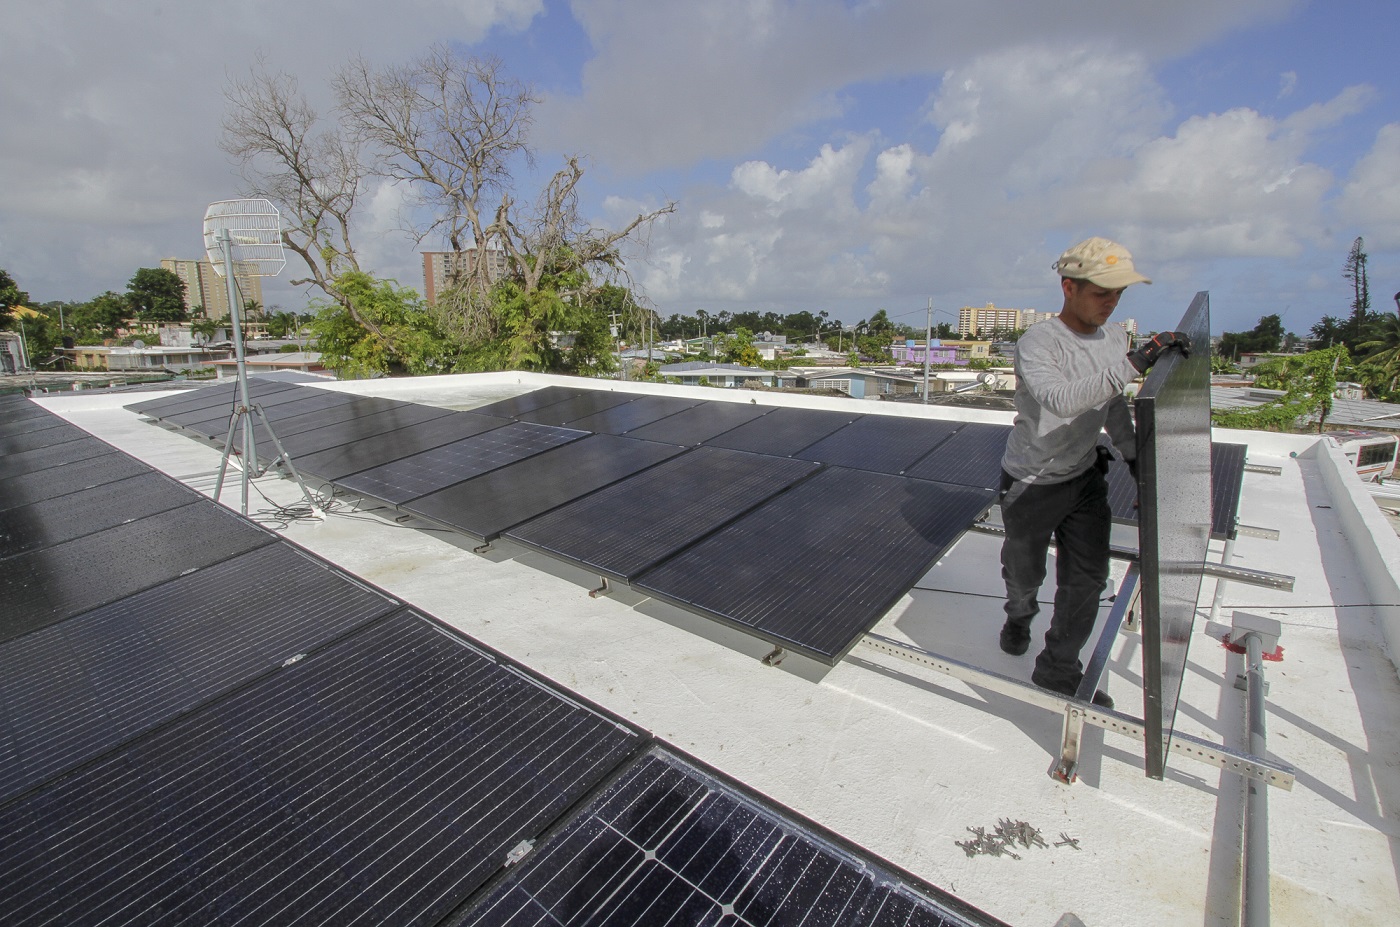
<box><xmin>1129</xmin><ymin>331</ymin><xmax>1191</xmax><ymax>373</ymax></box>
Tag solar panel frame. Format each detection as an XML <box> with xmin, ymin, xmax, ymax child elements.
<box><xmin>291</xmin><ymin>411</ymin><xmax>513</xmax><ymax>481</ymax></box>
<box><xmin>623</xmin><ymin>400</ymin><xmax>773</xmax><ymax>446</ymax></box>
<box><xmin>401</xmin><ymin>434</ymin><xmax>686</xmax><ymax>542</ymax></box>
<box><xmin>635</xmin><ymin>467</ymin><xmax>997</xmax><ymax>663</ymax></box>
<box><xmin>504</xmin><ymin>446</ymin><xmax>823</xmax><ymax>581</ymax></box>
<box><xmin>703</xmin><ymin>405</ymin><xmax>857</xmax><ymax>456</ymax></box>
<box><xmin>336</xmin><ymin>421</ymin><xmax>589</xmax><ymax>505</ymax></box>
<box><xmin>1136</xmin><ymin>291</ymin><xmax>1213</xmax><ymax>780</ymax></box>
<box><xmin>902</xmin><ymin>422</ymin><xmax>1011</xmax><ymax>489</ymax></box>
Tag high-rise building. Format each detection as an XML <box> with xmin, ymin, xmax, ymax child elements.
<box><xmin>422</xmin><ymin>248</ymin><xmax>511</xmax><ymax>305</ymax></box>
<box><xmin>161</xmin><ymin>258</ymin><xmax>263</xmax><ymax>319</ymax></box>
<box><xmin>958</xmin><ymin>303</ymin><xmax>1027</xmax><ymax>336</ymax></box>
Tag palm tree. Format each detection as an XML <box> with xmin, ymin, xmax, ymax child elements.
<box><xmin>1355</xmin><ymin>314</ymin><xmax>1400</xmax><ymax>394</ymax></box>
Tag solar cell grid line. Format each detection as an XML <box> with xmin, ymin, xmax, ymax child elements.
<box><xmin>291</xmin><ymin>411</ymin><xmax>513</xmax><ymax>482</ymax></box>
<box><xmin>455</xmin><ymin>747</ymin><xmax>1006</xmax><ymax>927</ymax></box>
<box><xmin>273</xmin><ymin>402</ymin><xmax>458</xmax><ymax>460</ymax></box>
<box><xmin>794</xmin><ymin>414</ymin><xmax>963</xmax><ymax>475</ymax></box>
<box><xmin>0</xmin><ymin>541</ymin><xmax>399</xmax><ymax>803</ymax></box>
<box><xmin>0</xmin><ymin>420</ymin><xmax>90</xmax><ymax>456</ymax></box>
<box><xmin>0</xmin><ymin>436</ymin><xmax>117</xmax><ymax>481</ymax></box>
<box><xmin>0</xmin><ymin>499</ymin><xmax>280</xmax><ymax>645</ymax></box>
<box><xmin>623</xmin><ymin>399</ymin><xmax>773</xmax><ymax>446</ymax></box>
<box><xmin>902</xmin><ymin>421</ymin><xmax>1011</xmax><ymax>490</ymax></box>
<box><xmin>402</xmin><ymin>434</ymin><xmax>687</xmax><ymax>542</ymax></box>
<box><xmin>560</xmin><ymin>394</ymin><xmax>703</xmax><ymax>435</ymax></box>
<box><xmin>335</xmin><ymin>421</ymin><xmax>589</xmax><ymax>505</ymax></box>
<box><xmin>513</xmin><ymin>391</ymin><xmax>639</xmax><ymax>427</ymax></box>
<box><xmin>703</xmin><ymin>405</ymin><xmax>859</xmax><ymax>457</ymax></box>
<box><xmin>465</xmin><ymin>385</ymin><xmax>585</xmax><ymax>419</ymax></box>
<box><xmin>0</xmin><ymin>610</ymin><xmax>642</xmax><ymax>927</ymax></box>
<box><xmin>0</xmin><ymin>451</ymin><xmax>150</xmax><ymax>512</ymax></box>
<box><xmin>0</xmin><ymin>470</ymin><xmax>200</xmax><ymax>560</ymax></box>
<box><xmin>504</xmin><ymin>446</ymin><xmax>823</xmax><ymax>582</ymax></box>
<box><xmin>634</xmin><ymin>467</ymin><xmax>997</xmax><ymax>664</ymax></box>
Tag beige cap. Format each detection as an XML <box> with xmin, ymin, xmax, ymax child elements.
<box><xmin>1054</xmin><ymin>237</ymin><xmax>1151</xmax><ymax>288</ymax></box>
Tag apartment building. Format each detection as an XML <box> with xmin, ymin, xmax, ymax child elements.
<box><xmin>422</xmin><ymin>248</ymin><xmax>512</xmax><ymax>305</ymax></box>
<box><xmin>161</xmin><ymin>258</ymin><xmax>263</xmax><ymax>319</ymax></box>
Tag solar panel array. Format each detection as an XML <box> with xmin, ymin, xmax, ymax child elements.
<box><xmin>0</xmin><ymin>392</ymin><xmax>1004</xmax><ymax>927</ymax></box>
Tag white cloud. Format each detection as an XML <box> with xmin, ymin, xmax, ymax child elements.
<box><xmin>1337</xmin><ymin>124</ymin><xmax>1400</xmax><ymax>250</ymax></box>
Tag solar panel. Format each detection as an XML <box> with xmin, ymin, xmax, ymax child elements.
<box><xmin>126</xmin><ymin>378</ymin><xmax>302</xmax><ymax>419</ymax></box>
<box><xmin>337</xmin><ymin>421</ymin><xmax>589</xmax><ymax>505</ymax></box>
<box><xmin>0</xmin><ymin>451</ymin><xmax>150</xmax><ymax>512</ymax></box>
<box><xmin>0</xmin><ymin>500</ymin><xmax>279</xmax><ymax>644</ymax></box>
<box><xmin>561</xmin><ymin>394</ymin><xmax>702</xmax><ymax>434</ymax></box>
<box><xmin>505</xmin><ymin>446</ymin><xmax>822</xmax><ymax>581</ymax></box>
<box><xmin>0</xmin><ymin>397</ymin><xmax>55</xmax><ymax>422</ymax></box>
<box><xmin>179</xmin><ymin>389</ymin><xmax>360</xmax><ymax>437</ymax></box>
<box><xmin>402</xmin><ymin>434</ymin><xmax>685</xmax><ymax>541</ymax></box>
<box><xmin>458</xmin><ymin>747</ymin><xmax>1003</xmax><ymax>927</ymax></box>
<box><xmin>290</xmin><ymin>411</ymin><xmax>512</xmax><ymax>481</ymax></box>
<box><xmin>636</xmin><ymin>467</ymin><xmax>997</xmax><ymax>663</ymax></box>
<box><xmin>1136</xmin><ymin>292</ymin><xmax>1213</xmax><ymax>780</ymax></box>
<box><xmin>0</xmin><ymin>437</ymin><xmax>116</xmax><ymax>481</ymax></box>
<box><xmin>272</xmin><ymin>402</ymin><xmax>458</xmax><ymax>459</ymax></box>
<box><xmin>1210</xmin><ymin>442</ymin><xmax>1248</xmax><ymax>539</ymax></box>
<box><xmin>468</xmin><ymin>385</ymin><xmax>584</xmax><ymax>418</ymax></box>
<box><xmin>796</xmin><ymin>415</ymin><xmax>962</xmax><ymax>474</ymax></box>
<box><xmin>903</xmin><ymin>422</ymin><xmax>1010</xmax><ymax>489</ymax></box>
<box><xmin>514</xmin><ymin>391</ymin><xmax>639</xmax><ymax>426</ymax></box>
<box><xmin>0</xmin><ymin>471</ymin><xmax>197</xmax><ymax>559</ymax></box>
<box><xmin>229</xmin><ymin>395</ymin><xmax>405</xmax><ymax>444</ymax></box>
<box><xmin>156</xmin><ymin>384</ymin><xmax>324</xmax><ymax>429</ymax></box>
<box><xmin>0</xmin><ymin>610</ymin><xmax>641</xmax><ymax>927</ymax></box>
<box><xmin>624</xmin><ymin>400</ymin><xmax>772</xmax><ymax>445</ymax></box>
<box><xmin>0</xmin><ymin>422</ymin><xmax>90</xmax><ymax>457</ymax></box>
<box><xmin>0</xmin><ymin>542</ymin><xmax>398</xmax><ymax>802</ymax></box>
<box><xmin>704</xmin><ymin>405</ymin><xmax>857</xmax><ymax>456</ymax></box>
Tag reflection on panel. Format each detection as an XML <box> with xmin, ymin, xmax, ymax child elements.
<box><xmin>403</xmin><ymin>434</ymin><xmax>684</xmax><ymax>541</ymax></box>
<box><xmin>514</xmin><ymin>391</ymin><xmax>637</xmax><ymax>426</ymax></box>
<box><xmin>459</xmin><ymin>747</ymin><xmax>1004</xmax><ymax>927</ymax></box>
<box><xmin>793</xmin><ymin>414</ymin><xmax>961</xmax><ymax>474</ymax></box>
<box><xmin>1136</xmin><ymin>291</ymin><xmax>1213</xmax><ymax>780</ymax></box>
<box><xmin>624</xmin><ymin>400</ymin><xmax>771</xmax><ymax>446</ymax></box>
<box><xmin>704</xmin><ymin>405</ymin><xmax>855</xmax><ymax>456</ymax></box>
<box><xmin>337</xmin><ymin>421</ymin><xmax>588</xmax><ymax>505</ymax></box>
<box><xmin>505</xmin><ymin>447</ymin><xmax>821</xmax><ymax>580</ymax></box>
<box><xmin>562</xmin><ymin>394</ymin><xmax>701</xmax><ymax>435</ymax></box>
<box><xmin>291</xmin><ymin>411</ymin><xmax>510</xmax><ymax>481</ymax></box>
<box><xmin>273</xmin><ymin>402</ymin><xmax>456</xmax><ymax>459</ymax></box>
<box><xmin>903</xmin><ymin>422</ymin><xmax>1010</xmax><ymax>489</ymax></box>
<box><xmin>0</xmin><ymin>421</ymin><xmax>89</xmax><ymax>456</ymax></box>
<box><xmin>467</xmin><ymin>385</ymin><xmax>583</xmax><ymax>419</ymax></box>
<box><xmin>636</xmin><ymin>467</ymin><xmax>996</xmax><ymax>663</ymax></box>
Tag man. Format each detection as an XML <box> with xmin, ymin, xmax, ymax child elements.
<box><xmin>998</xmin><ymin>237</ymin><xmax>1189</xmax><ymax>709</ymax></box>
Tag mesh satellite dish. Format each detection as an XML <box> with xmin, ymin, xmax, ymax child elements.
<box><xmin>203</xmin><ymin>199</ymin><xmax>286</xmax><ymax>277</ymax></box>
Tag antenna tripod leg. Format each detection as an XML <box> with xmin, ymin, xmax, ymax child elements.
<box><xmin>248</xmin><ymin>403</ymin><xmax>323</xmax><ymax>516</ymax></box>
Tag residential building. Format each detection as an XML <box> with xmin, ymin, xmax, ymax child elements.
<box><xmin>958</xmin><ymin>302</ymin><xmax>1026</xmax><ymax>336</ymax></box>
<box><xmin>161</xmin><ymin>258</ymin><xmax>264</xmax><ymax>319</ymax></box>
<box><xmin>659</xmin><ymin>361</ymin><xmax>777</xmax><ymax>388</ymax></box>
<box><xmin>422</xmin><ymin>248</ymin><xmax>511</xmax><ymax>305</ymax></box>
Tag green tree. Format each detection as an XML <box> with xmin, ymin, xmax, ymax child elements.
<box><xmin>309</xmin><ymin>271</ymin><xmax>455</xmax><ymax>377</ymax></box>
<box><xmin>0</xmin><ymin>268</ymin><xmax>30</xmax><ymax>329</ymax></box>
<box><xmin>1212</xmin><ymin>346</ymin><xmax>1347</xmax><ymax>433</ymax></box>
<box><xmin>65</xmin><ymin>292</ymin><xmax>129</xmax><ymax>341</ymax></box>
<box><xmin>126</xmin><ymin>268</ymin><xmax>188</xmax><ymax>322</ymax></box>
<box><xmin>722</xmin><ymin>327</ymin><xmax>763</xmax><ymax>368</ymax></box>
<box><xmin>1218</xmin><ymin>314</ymin><xmax>1283</xmax><ymax>360</ymax></box>
<box><xmin>191</xmin><ymin>318</ymin><xmax>220</xmax><ymax>343</ymax></box>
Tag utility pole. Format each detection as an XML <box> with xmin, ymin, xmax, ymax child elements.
<box><xmin>923</xmin><ymin>298</ymin><xmax>932</xmax><ymax>404</ymax></box>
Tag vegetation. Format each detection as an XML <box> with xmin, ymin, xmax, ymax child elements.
<box><xmin>1212</xmin><ymin>347</ymin><xmax>1348</xmax><ymax>433</ymax></box>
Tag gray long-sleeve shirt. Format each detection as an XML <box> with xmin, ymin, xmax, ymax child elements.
<box><xmin>1000</xmin><ymin>317</ymin><xmax>1139</xmax><ymax>484</ymax></box>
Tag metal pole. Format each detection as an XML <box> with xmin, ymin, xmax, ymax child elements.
<box><xmin>923</xmin><ymin>298</ymin><xmax>931</xmax><ymax>404</ymax></box>
<box><xmin>219</xmin><ymin>228</ymin><xmax>257</xmax><ymax>511</ymax></box>
<box><xmin>1242</xmin><ymin>631</ymin><xmax>1272</xmax><ymax>927</ymax></box>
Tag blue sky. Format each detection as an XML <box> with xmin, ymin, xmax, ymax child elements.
<box><xmin>3</xmin><ymin>0</ymin><xmax>1397</xmax><ymax>336</ymax></box>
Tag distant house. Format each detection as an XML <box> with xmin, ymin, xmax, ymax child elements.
<box><xmin>211</xmin><ymin>352</ymin><xmax>326</xmax><ymax>379</ymax></box>
<box><xmin>659</xmin><ymin>361</ymin><xmax>777</xmax><ymax>388</ymax></box>
<box><xmin>67</xmin><ymin>343</ymin><xmax>233</xmax><ymax>373</ymax></box>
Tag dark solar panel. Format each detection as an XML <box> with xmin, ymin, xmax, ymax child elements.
<box><xmin>179</xmin><ymin>390</ymin><xmax>359</xmax><ymax>437</ymax></box>
<box><xmin>0</xmin><ymin>471</ymin><xmax>197</xmax><ymax>559</ymax></box>
<box><xmin>126</xmin><ymin>378</ymin><xmax>302</xmax><ymax>419</ymax></box>
<box><xmin>0</xmin><ymin>421</ymin><xmax>89</xmax><ymax>456</ymax></box>
<box><xmin>157</xmin><ymin>384</ymin><xmax>322</xmax><ymax>428</ymax></box>
<box><xmin>0</xmin><ymin>451</ymin><xmax>150</xmax><ymax>512</ymax></box>
<box><xmin>0</xmin><ymin>398</ymin><xmax>55</xmax><ymax>423</ymax></box>
<box><xmin>561</xmin><ymin>394</ymin><xmax>701</xmax><ymax>434</ymax></box>
<box><xmin>403</xmin><ymin>434</ymin><xmax>685</xmax><ymax>541</ymax></box>
<box><xmin>704</xmin><ymin>405</ymin><xmax>857</xmax><ymax>456</ymax></box>
<box><xmin>1211</xmin><ymin>442</ymin><xmax>1248</xmax><ymax>539</ymax></box>
<box><xmin>1104</xmin><ymin>455</ymin><xmax>1139</xmax><ymax>521</ymax></box>
<box><xmin>229</xmin><ymin>395</ymin><xmax>406</xmax><ymax>444</ymax></box>
<box><xmin>624</xmin><ymin>400</ymin><xmax>772</xmax><ymax>445</ymax></box>
<box><xmin>337</xmin><ymin>421</ymin><xmax>588</xmax><ymax>505</ymax></box>
<box><xmin>458</xmin><ymin>747</ymin><xmax>1003</xmax><ymax>927</ymax></box>
<box><xmin>505</xmin><ymin>447</ymin><xmax>822</xmax><ymax>580</ymax></box>
<box><xmin>0</xmin><ymin>501</ymin><xmax>278</xmax><ymax>644</ymax></box>
<box><xmin>636</xmin><ymin>467</ymin><xmax>996</xmax><ymax>663</ymax></box>
<box><xmin>795</xmin><ymin>414</ymin><xmax>962</xmax><ymax>474</ymax></box>
<box><xmin>273</xmin><ymin>402</ymin><xmax>457</xmax><ymax>459</ymax></box>
<box><xmin>291</xmin><ymin>411</ymin><xmax>511</xmax><ymax>481</ymax></box>
<box><xmin>468</xmin><ymin>385</ymin><xmax>584</xmax><ymax>418</ymax></box>
<box><xmin>903</xmin><ymin>422</ymin><xmax>1010</xmax><ymax>489</ymax></box>
<box><xmin>0</xmin><ymin>542</ymin><xmax>398</xmax><ymax>802</ymax></box>
<box><xmin>0</xmin><ymin>611</ymin><xmax>640</xmax><ymax>927</ymax></box>
<box><xmin>0</xmin><ymin>437</ymin><xmax>116</xmax><ymax>480</ymax></box>
<box><xmin>514</xmin><ymin>391</ymin><xmax>638</xmax><ymax>426</ymax></box>
<box><xmin>1136</xmin><ymin>292</ymin><xmax>1213</xmax><ymax>780</ymax></box>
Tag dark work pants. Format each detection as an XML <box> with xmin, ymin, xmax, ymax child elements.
<box><xmin>999</xmin><ymin>465</ymin><xmax>1111</xmax><ymax>690</ymax></box>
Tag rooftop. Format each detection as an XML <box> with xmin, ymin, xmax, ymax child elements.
<box><xmin>14</xmin><ymin>371</ymin><xmax>1400</xmax><ymax>926</ymax></box>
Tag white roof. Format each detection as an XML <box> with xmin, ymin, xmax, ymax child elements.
<box><xmin>37</xmin><ymin>372</ymin><xmax>1400</xmax><ymax>927</ymax></box>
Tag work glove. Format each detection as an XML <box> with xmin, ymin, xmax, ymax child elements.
<box><xmin>1128</xmin><ymin>331</ymin><xmax>1191</xmax><ymax>373</ymax></box>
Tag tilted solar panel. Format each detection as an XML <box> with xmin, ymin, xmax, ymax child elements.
<box><xmin>402</xmin><ymin>434</ymin><xmax>685</xmax><ymax>541</ymax></box>
<box><xmin>795</xmin><ymin>414</ymin><xmax>961</xmax><ymax>474</ymax></box>
<box><xmin>560</xmin><ymin>394</ymin><xmax>701</xmax><ymax>434</ymax></box>
<box><xmin>635</xmin><ymin>467</ymin><xmax>997</xmax><ymax>663</ymax></box>
<box><xmin>514</xmin><ymin>390</ymin><xmax>638</xmax><ymax>426</ymax></box>
<box><xmin>505</xmin><ymin>446</ymin><xmax>822</xmax><ymax>581</ymax></box>
<box><xmin>0</xmin><ymin>437</ymin><xmax>117</xmax><ymax>481</ymax></box>
<box><xmin>0</xmin><ymin>421</ymin><xmax>88</xmax><ymax>456</ymax></box>
<box><xmin>467</xmin><ymin>385</ymin><xmax>583</xmax><ymax>418</ymax></box>
<box><xmin>0</xmin><ymin>611</ymin><xmax>641</xmax><ymax>927</ymax></box>
<box><xmin>624</xmin><ymin>399</ymin><xmax>772</xmax><ymax>445</ymax></box>
<box><xmin>228</xmin><ymin>395</ymin><xmax>406</xmax><ymax>445</ymax></box>
<box><xmin>1210</xmin><ymin>442</ymin><xmax>1248</xmax><ymax>539</ymax></box>
<box><xmin>291</xmin><ymin>411</ymin><xmax>511</xmax><ymax>481</ymax></box>
<box><xmin>179</xmin><ymin>390</ymin><xmax>360</xmax><ymax>437</ymax></box>
<box><xmin>457</xmin><ymin>747</ymin><xmax>1005</xmax><ymax>927</ymax></box>
<box><xmin>272</xmin><ymin>402</ymin><xmax>457</xmax><ymax>459</ymax></box>
<box><xmin>903</xmin><ymin>421</ymin><xmax>1010</xmax><ymax>489</ymax></box>
<box><xmin>703</xmin><ymin>405</ymin><xmax>856</xmax><ymax>456</ymax></box>
<box><xmin>0</xmin><ymin>542</ymin><xmax>398</xmax><ymax>802</ymax></box>
<box><xmin>0</xmin><ymin>451</ymin><xmax>150</xmax><ymax>512</ymax></box>
<box><xmin>0</xmin><ymin>471</ymin><xmax>197</xmax><ymax>559</ymax></box>
<box><xmin>337</xmin><ymin>421</ymin><xmax>588</xmax><ymax>505</ymax></box>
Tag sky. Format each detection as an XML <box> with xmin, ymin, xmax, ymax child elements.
<box><xmin>3</xmin><ymin>0</ymin><xmax>1398</xmax><ymax>336</ymax></box>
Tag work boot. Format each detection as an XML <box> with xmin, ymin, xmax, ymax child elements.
<box><xmin>1031</xmin><ymin>670</ymin><xmax>1114</xmax><ymax>710</ymax></box>
<box><xmin>999</xmin><ymin>620</ymin><xmax>1031</xmax><ymax>656</ymax></box>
